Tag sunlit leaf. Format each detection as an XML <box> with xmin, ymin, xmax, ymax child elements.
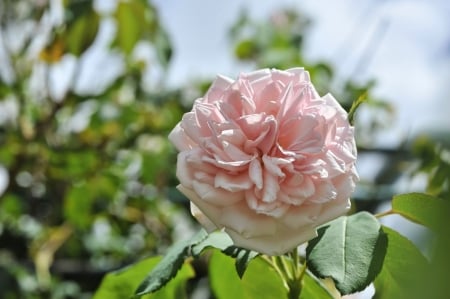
<box><xmin>191</xmin><ymin>230</ymin><xmax>258</xmax><ymax>278</ymax></box>
<box><xmin>65</xmin><ymin>9</ymin><xmax>100</xmax><ymax>56</ymax></box>
<box><xmin>392</xmin><ymin>193</ymin><xmax>450</xmax><ymax>232</ymax></box>
<box><xmin>306</xmin><ymin>212</ymin><xmax>387</xmax><ymax>295</ymax></box>
<box><xmin>113</xmin><ymin>0</ymin><xmax>157</xmax><ymax>54</ymax></box>
<box><xmin>134</xmin><ymin>230</ymin><xmax>207</xmax><ymax>296</ymax></box>
<box><xmin>191</xmin><ymin>230</ymin><xmax>233</xmax><ymax>257</ymax></box>
<box><xmin>209</xmin><ymin>250</ymin><xmax>286</xmax><ymax>299</ymax></box>
<box><xmin>92</xmin><ymin>256</ymin><xmax>194</xmax><ymax>299</ymax></box>
<box><xmin>300</xmin><ymin>272</ymin><xmax>335</xmax><ymax>299</ymax></box>
<box><xmin>234</xmin><ymin>39</ymin><xmax>258</xmax><ymax>60</ymax></box>
<box><xmin>373</xmin><ymin>226</ymin><xmax>429</xmax><ymax>299</ymax></box>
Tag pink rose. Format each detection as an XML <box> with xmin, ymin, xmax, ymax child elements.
<box><xmin>169</xmin><ymin>68</ymin><xmax>358</xmax><ymax>255</ymax></box>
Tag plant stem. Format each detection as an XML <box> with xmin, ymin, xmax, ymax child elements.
<box><xmin>286</xmin><ymin>248</ymin><xmax>304</xmax><ymax>299</ymax></box>
<box><xmin>266</xmin><ymin>249</ymin><xmax>307</xmax><ymax>299</ymax></box>
<box><xmin>374</xmin><ymin>209</ymin><xmax>394</xmax><ymax>218</ymax></box>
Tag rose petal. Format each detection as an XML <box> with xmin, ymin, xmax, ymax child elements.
<box><xmin>177</xmin><ymin>184</ymin><xmax>222</xmax><ymax>229</ymax></box>
<box><xmin>190</xmin><ymin>203</ymin><xmax>217</xmax><ymax>232</ymax></box>
<box><xmin>180</xmin><ymin>112</ymin><xmax>203</xmax><ymax>144</ymax></box>
<box><xmin>168</xmin><ymin>123</ymin><xmax>195</xmax><ymax>151</ymax></box>
<box><xmin>316</xmin><ymin>197</ymin><xmax>351</xmax><ymax>224</ymax></box>
<box><xmin>204</xmin><ymin>74</ymin><xmax>234</xmax><ymax>103</ymax></box>
<box><xmin>282</xmin><ymin>203</ymin><xmax>322</xmax><ymax>229</ymax></box>
<box><xmin>176</xmin><ymin>151</ymin><xmax>194</xmax><ymax>188</ymax></box>
<box><xmin>192</xmin><ymin>180</ymin><xmax>244</xmax><ymax>206</ymax></box>
<box><xmin>215</xmin><ymin>171</ymin><xmax>253</xmax><ymax>192</ymax></box>
<box><xmin>262</xmin><ymin>170</ymin><xmax>279</xmax><ymax>203</ymax></box>
<box><xmin>220</xmin><ymin>202</ymin><xmax>277</xmax><ymax>238</ymax></box>
<box><xmin>249</xmin><ymin>158</ymin><xmax>263</xmax><ymax>189</ymax></box>
<box><xmin>226</xmin><ymin>223</ymin><xmax>317</xmax><ymax>256</ymax></box>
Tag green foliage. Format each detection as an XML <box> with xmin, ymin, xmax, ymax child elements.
<box><xmin>191</xmin><ymin>230</ymin><xmax>259</xmax><ymax>278</ymax></box>
<box><xmin>299</xmin><ymin>273</ymin><xmax>335</xmax><ymax>299</ymax></box>
<box><xmin>389</xmin><ymin>192</ymin><xmax>450</xmax><ymax>299</ymax></box>
<box><xmin>114</xmin><ymin>0</ymin><xmax>153</xmax><ymax>54</ymax></box>
<box><xmin>306</xmin><ymin>212</ymin><xmax>387</xmax><ymax>295</ymax></box>
<box><xmin>412</xmin><ymin>136</ymin><xmax>450</xmax><ymax>200</ymax></box>
<box><xmin>134</xmin><ymin>230</ymin><xmax>260</xmax><ymax>297</ymax></box>
<box><xmin>93</xmin><ymin>256</ymin><xmax>194</xmax><ymax>299</ymax></box>
<box><xmin>222</xmin><ymin>246</ymin><xmax>260</xmax><ymax>279</ymax></box>
<box><xmin>93</xmin><ymin>257</ymin><xmax>161</xmax><ymax>299</ymax></box>
<box><xmin>65</xmin><ymin>1</ymin><xmax>100</xmax><ymax>56</ymax></box>
<box><xmin>347</xmin><ymin>92</ymin><xmax>367</xmax><ymax>125</ymax></box>
<box><xmin>373</xmin><ymin>226</ymin><xmax>430</xmax><ymax>299</ymax></box>
<box><xmin>134</xmin><ymin>230</ymin><xmax>207</xmax><ymax>296</ymax></box>
<box><xmin>209</xmin><ymin>250</ymin><xmax>287</xmax><ymax>299</ymax></box>
<box><xmin>190</xmin><ymin>230</ymin><xmax>234</xmax><ymax>256</ymax></box>
<box><xmin>0</xmin><ymin>0</ymin><xmax>180</xmax><ymax>297</ymax></box>
<box><xmin>392</xmin><ymin>193</ymin><xmax>450</xmax><ymax>232</ymax></box>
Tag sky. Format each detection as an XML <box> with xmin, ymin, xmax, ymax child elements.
<box><xmin>152</xmin><ymin>0</ymin><xmax>450</xmax><ymax>147</ymax></box>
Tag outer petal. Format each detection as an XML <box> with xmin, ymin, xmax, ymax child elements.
<box><xmin>177</xmin><ymin>184</ymin><xmax>222</xmax><ymax>229</ymax></box>
<box><xmin>168</xmin><ymin>123</ymin><xmax>196</xmax><ymax>151</ymax></box>
<box><xmin>192</xmin><ymin>180</ymin><xmax>244</xmax><ymax>206</ymax></box>
<box><xmin>220</xmin><ymin>201</ymin><xmax>277</xmax><ymax>238</ymax></box>
<box><xmin>190</xmin><ymin>203</ymin><xmax>217</xmax><ymax>232</ymax></box>
<box><xmin>226</xmin><ymin>223</ymin><xmax>317</xmax><ymax>256</ymax></box>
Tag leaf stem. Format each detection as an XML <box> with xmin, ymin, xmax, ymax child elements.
<box><xmin>375</xmin><ymin>209</ymin><xmax>394</xmax><ymax>218</ymax></box>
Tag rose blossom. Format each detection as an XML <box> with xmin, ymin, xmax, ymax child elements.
<box><xmin>169</xmin><ymin>68</ymin><xmax>358</xmax><ymax>255</ymax></box>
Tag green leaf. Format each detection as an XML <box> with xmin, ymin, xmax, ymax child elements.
<box><xmin>392</xmin><ymin>193</ymin><xmax>450</xmax><ymax>233</ymax></box>
<box><xmin>0</xmin><ymin>194</ymin><xmax>24</xmax><ymax>218</ymax></box>
<box><xmin>113</xmin><ymin>0</ymin><xmax>157</xmax><ymax>55</ymax></box>
<box><xmin>300</xmin><ymin>272</ymin><xmax>335</xmax><ymax>299</ymax></box>
<box><xmin>65</xmin><ymin>9</ymin><xmax>100</xmax><ymax>56</ymax></box>
<box><xmin>306</xmin><ymin>212</ymin><xmax>387</xmax><ymax>295</ymax></box>
<box><xmin>234</xmin><ymin>39</ymin><xmax>258</xmax><ymax>60</ymax></box>
<box><xmin>348</xmin><ymin>92</ymin><xmax>368</xmax><ymax>125</ymax></box>
<box><xmin>92</xmin><ymin>256</ymin><xmax>194</xmax><ymax>299</ymax></box>
<box><xmin>191</xmin><ymin>230</ymin><xmax>259</xmax><ymax>278</ymax></box>
<box><xmin>93</xmin><ymin>257</ymin><xmax>160</xmax><ymax>299</ymax></box>
<box><xmin>154</xmin><ymin>30</ymin><xmax>172</xmax><ymax>69</ymax></box>
<box><xmin>209</xmin><ymin>250</ymin><xmax>286</xmax><ymax>299</ymax></box>
<box><xmin>64</xmin><ymin>183</ymin><xmax>92</xmax><ymax>229</ymax></box>
<box><xmin>114</xmin><ymin>1</ymin><xmax>141</xmax><ymax>54</ymax></box>
<box><xmin>64</xmin><ymin>175</ymin><xmax>116</xmax><ymax>229</ymax></box>
<box><xmin>134</xmin><ymin>229</ymin><xmax>207</xmax><ymax>296</ymax></box>
<box><xmin>144</xmin><ymin>263</ymin><xmax>194</xmax><ymax>299</ymax></box>
<box><xmin>223</xmin><ymin>246</ymin><xmax>259</xmax><ymax>278</ymax></box>
<box><xmin>373</xmin><ymin>226</ymin><xmax>429</xmax><ymax>299</ymax></box>
<box><xmin>191</xmin><ymin>230</ymin><xmax>233</xmax><ymax>257</ymax></box>
<box><xmin>428</xmin><ymin>164</ymin><xmax>449</xmax><ymax>195</ymax></box>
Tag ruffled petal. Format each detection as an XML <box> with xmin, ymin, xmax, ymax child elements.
<box><xmin>192</xmin><ymin>180</ymin><xmax>244</xmax><ymax>206</ymax></box>
<box><xmin>215</xmin><ymin>171</ymin><xmax>253</xmax><ymax>192</ymax></box>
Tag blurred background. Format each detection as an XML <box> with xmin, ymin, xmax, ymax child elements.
<box><xmin>0</xmin><ymin>0</ymin><xmax>449</xmax><ymax>298</ymax></box>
